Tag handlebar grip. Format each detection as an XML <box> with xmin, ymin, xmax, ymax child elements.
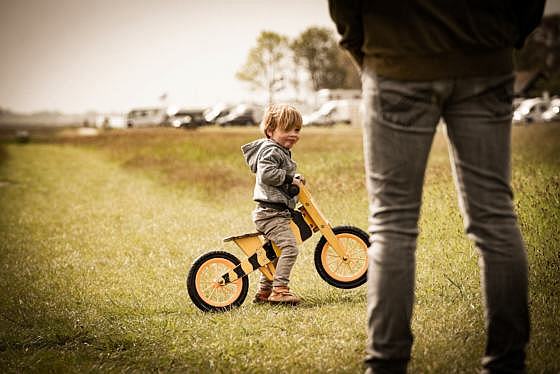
<box><xmin>287</xmin><ymin>184</ymin><xmax>300</xmax><ymax>197</ymax></box>
<box><xmin>281</xmin><ymin>183</ymin><xmax>300</xmax><ymax>198</ymax></box>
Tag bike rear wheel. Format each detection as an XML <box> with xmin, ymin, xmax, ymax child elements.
<box><xmin>314</xmin><ymin>226</ymin><xmax>369</xmax><ymax>289</ymax></box>
<box><xmin>187</xmin><ymin>251</ymin><xmax>249</xmax><ymax>312</ymax></box>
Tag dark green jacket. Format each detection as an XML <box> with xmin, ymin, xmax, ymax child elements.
<box><xmin>329</xmin><ymin>0</ymin><xmax>545</xmax><ymax>80</ymax></box>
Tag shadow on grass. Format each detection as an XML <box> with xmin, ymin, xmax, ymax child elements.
<box><xmin>245</xmin><ymin>287</ymin><xmax>365</xmax><ymax>311</ymax></box>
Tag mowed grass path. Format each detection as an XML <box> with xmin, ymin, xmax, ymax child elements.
<box><xmin>0</xmin><ymin>124</ymin><xmax>558</xmax><ymax>372</ymax></box>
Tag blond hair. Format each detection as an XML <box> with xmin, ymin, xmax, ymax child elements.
<box><xmin>261</xmin><ymin>104</ymin><xmax>302</xmax><ymax>138</ymax></box>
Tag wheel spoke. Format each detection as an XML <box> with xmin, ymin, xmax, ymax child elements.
<box><xmin>201</xmin><ymin>283</ymin><xmax>215</xmax><ymax>294</ymax></box>
<box><xmin>333</xmin><ymin>258</ymin><xmax>343</xmax><ymax>274</ymax></box>
<box><xmin>327</xmin><ymin>255</ymin><xmax>340</xmax><ymax>270</ymax></box>
<box><xmin>206</xmin><ymin>285</ymin><xmax>218</xmax><ymax>300</ymax></box>
<box><xmin>344</xmin><ymin>262</ymin><xmax>355</xmax><ymax>275</ymax></box>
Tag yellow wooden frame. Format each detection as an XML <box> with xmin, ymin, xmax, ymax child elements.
<box><xmin>221</xmin><ymin>182</ymin><xmax>351</xmax><ymax>283</ymax></box>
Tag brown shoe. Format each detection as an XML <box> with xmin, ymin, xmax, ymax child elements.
<box><xmin>253</xmin><ymin>288</ymin><xmax>272</xmax><ymax>303</ymax></box>
<box><xmin>268</xmin><ymin>286</ymin><xmax>300</xmax><ymax>305</ymax></box>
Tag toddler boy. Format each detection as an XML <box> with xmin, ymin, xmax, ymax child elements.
<box><xmin>241</xmin><ymin>104</ymin><xmax>303</xmax><ymax>305</ymax></box>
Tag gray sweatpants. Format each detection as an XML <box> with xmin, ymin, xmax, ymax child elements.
<box><xmin>253</xmin><ymin>206</ymin><xmax>299</xmax><ymax>289</ymax></box>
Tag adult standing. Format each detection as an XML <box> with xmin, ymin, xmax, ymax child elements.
<box><xmin>328</xmin><ymin>1</ymin><xmax>545</xmax><ymax>373</ymax></box>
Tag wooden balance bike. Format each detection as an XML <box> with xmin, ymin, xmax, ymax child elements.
<box><xmin>186</xmin><ymin>179</ymin><xmax>369</xmax><ymax>312</ymax></box>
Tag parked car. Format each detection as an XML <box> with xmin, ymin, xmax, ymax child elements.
<box><xmin>166</xmin><ymin>108</ymin><xmax>209</xmax><ymax>129</ymax></box>
<box><xmin>204</xmin><ymin>103</ymin><xmax>232</xmax><ymax>124</ymax></box>
<box><xmin>216</xmin><ymin>104</ymin><xmax>258</xmax><ymax>126</ymax></box>
<box><xmin>302</xmin><ymin>108</ymin><xmax>335</xmax><ymax>127</ymax></box>
<box><xmin>542</xmin><ymin>98</ymin><xmax>560</xmax><ymax>122</ymax></box>
<box><xmin>303</xmin><ymin>100</ymin><xmax>355</xmax><ymax>126</ymax></box>
<box><xmin>126</xmin><ymin>107</ymin><xmax>167</xmax><ymax>128</ymax></box>
<box><xmin>512</xmin><ymin>98</ymin><xmax>547</xmax><ymax>124</ymax></box>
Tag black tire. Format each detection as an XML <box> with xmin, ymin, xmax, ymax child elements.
<box><xmin>187</xmin><ymin>251</ymin><xmax>249</xmax><ymax>312</ymax></box>
<box><xmin>314</xmin><ymin>226</ymin><xmax>370</xmax><ymax>289</ymax></box>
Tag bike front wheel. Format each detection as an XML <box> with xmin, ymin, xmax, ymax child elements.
<box><xmin>187</xmin><ymin>251</ymin><xmax>249</xmax><ymax>312</ymax></box>
<box><xmin>314</xmin><ymin>226</ymin><xmax>369</xmax><ymax>289</ymax></box>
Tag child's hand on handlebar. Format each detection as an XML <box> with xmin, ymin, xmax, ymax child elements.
<box><xmin>294</xmin><ymin>174</ymin><xmax>306</xmax><ymax>185</ymax></box>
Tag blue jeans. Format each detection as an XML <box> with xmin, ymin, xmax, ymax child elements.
<box><xmin>362</xmin><ymin>68</ymin><xmax>530</xmax><ymax>373</ymax></box>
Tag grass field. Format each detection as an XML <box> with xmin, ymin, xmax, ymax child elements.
<box><xmin>0</xmin><ymin>124</ymin><xmax>558</xmax><ymax>373</ymax></box>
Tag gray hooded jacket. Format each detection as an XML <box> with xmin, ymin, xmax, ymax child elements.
<box><xmin>241</xmin><ymin>138</ymin><xmax>297</xmax><ymax>209</ymax></box>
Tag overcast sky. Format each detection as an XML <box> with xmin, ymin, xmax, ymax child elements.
<box><xmin>0</xmin><ymin>0</ymin><xmax>333</xmax><ymax>114</ymax></box>
<box><xmin>1</xmin><ymin>0</ymin><xmax>559</xmax><ymax>114</ymax></box>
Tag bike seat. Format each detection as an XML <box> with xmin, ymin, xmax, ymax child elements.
<box><xmin>223</xmin><ymin>232</ymin><xmax>262</xmax><ymax>243</ymax></box>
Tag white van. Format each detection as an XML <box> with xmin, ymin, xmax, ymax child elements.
<box><xmin>303</xmin><ymin>100</ymin><xmax>360</xmax><ymax>126</ymax></box>
<box><xmin>126</xmin><ymin>107</ymin><xmax>167</xmax><ymax>128</ymax></box>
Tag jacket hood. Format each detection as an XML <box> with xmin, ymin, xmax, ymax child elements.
<box><xmin>241</xmin><ymin>138</ymin><xmax>288</xmax><ymax>173</ymax></box>
<box><xmin>241</xmin><ymin>138</ymin><xmax>268</xmax><ymax>173</ymax></box>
